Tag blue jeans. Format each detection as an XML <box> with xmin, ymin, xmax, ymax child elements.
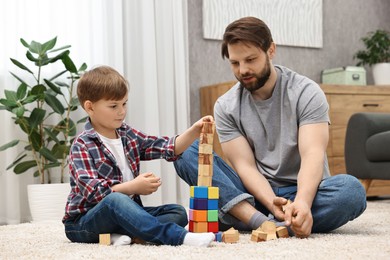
<box><xmin>174</xmin><ymin>140</ymin><xmax>367</xmax><ymax>233</ymax></box>
<box><xmin>64</xmin><ymin>192</ymin><xmax>188</xmax><ymax>245</ymax></box>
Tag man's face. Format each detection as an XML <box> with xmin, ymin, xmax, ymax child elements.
<box><xmin>227</xmin><ymin>42</ymin><xmax>271</xmax><ymax>93</ymax></box>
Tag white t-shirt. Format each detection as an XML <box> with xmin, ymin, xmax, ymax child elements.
<box><xmin>214</xmin><ymin>65</ymin><xmax>330</xmax><ymax>187</ymax></box>
<box><xmin>97</xmin><ymin>133</ymin><xmax>134</xmax><ymax>182</ymax></box>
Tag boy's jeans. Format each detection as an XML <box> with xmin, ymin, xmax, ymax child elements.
<box><xmin>64</xmin><ymin>192</ymin><xmax>188</xmax><ymax>245</ymax></box>
<box><xmin>174</xmin><ymin>139</ymin><xmax>367</xmax><ymax>233</ymax></box>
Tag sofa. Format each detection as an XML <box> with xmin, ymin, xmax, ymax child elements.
<box><xmin>344</xmin><ymin>112</ymin><xmax>390</xmax><ymax>193</ymax></box>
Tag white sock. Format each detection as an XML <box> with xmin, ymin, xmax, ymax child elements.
<box><xmin>111</xmin><ymin>233</ymin><xmax>132</xmax><ymax>246</ymax></box>
<box><xmin>183</xmin><ymin>232</ymin><xmax>215</xmax><ymax>247</ymax></box>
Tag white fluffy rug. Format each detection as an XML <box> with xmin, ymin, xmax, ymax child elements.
<box><xmin>1</xmin><ymin>200</ymin><xmax>390</xmax><ymax>260</ymax></box>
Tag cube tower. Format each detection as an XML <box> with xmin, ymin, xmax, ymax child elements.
<box><xmin>188</xmin><ymin>122</ymin><xmax>219</xmax><ymax>233</ymax></box>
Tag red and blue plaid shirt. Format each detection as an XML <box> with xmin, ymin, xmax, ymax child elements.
<box><xmin>63</xmin><ymin>119</ymin><xmax>178</xmax><ymax>222</ymax></box>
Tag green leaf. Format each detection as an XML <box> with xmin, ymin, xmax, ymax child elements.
<box><xmin>44</xmin><ymin>79</ymin><xmax>62</xmax><ymax>95</ymax></box>
<box><xmin>41</xmin><ymin>37</ymin><xmax>57</xmax><ymax>53</ymax></box>
<box><xmin>20</xmin><ymin>38</ymin><xmax>29</xmax><ymax>48</ymax></box>
<box><xmin>30</xmin><ymin>130</ymin><xmax>42</xmax><ymax>151</ymax></box>
<box><xmin>14</xmin><ymin>160</ymin><xmax>37</xmax><ymax>174</ymax></box>
<box><xmin>6</xmin><ymin>154</ymin><xmax>27</xmax><ymax>171</ymax></box>
<box><xmin>44</xmin><ymin>127</ymin><xmax>60</xmax><ymax>143</ymax></box>
<box><xmin>39</xmin><ymin>147</ymin><xmax>58</xmax><ymax>162</ymax></box>
<box><xmin>45</xmin><ymin>94</ymin><xmax>64</xmax><ymax>114</ymax></box>
<box><xmin>9</xmin><ymin>72</ymin><xmax>28</xmax><ymax>85</ymax></box>
<box><xmin>12</xmin><ymin>106</ymin><xmax>25</xmax><ymax>117</ymax></box>
<box><xmin>28</xmin><ymin>108</ymin><xmax>46</xmax><ymax>131</ymax></box>
<box><xmin>49</xmin><ymin>45</ymin><xmax>71</xmax><ymax>53</ymax></box>
<box><xmin>29</xmin><ymin>40</ymin><xmax>42</xmax><ymax>55</ymax></box>
<box><xmin>47</xmin><ymin>50</ymin><xmax>70</xmax><ymax>64</ymax></box>
<box><xmin>52</xmin><ymin>143</ymin><xmax>69</xmax><ymax>159</ymax></box>
<box><xmin>0</xmin><ymin>139</ymin><xmax>19</xmax><ymax>151</ymax></box>
<box><xmin>77</xmin><ymin>116</ymin><xmax>88</xmax><ymax>124</ymax></box>
<box><xmin>79</xmin><ymin>63</ymin><xmax>88</xmax><ymax>72</ymax></box>
<box><xmin>10</xmin><ymin>58</ymin><xmax>33</xmax><ymax>74</ymax></box>
<box><xmin>0</xmin><ymin>98</ymin><xmax>17</xmax><ymax>108</ymax></box>
<box><xmin>49</xmin><ymin>70</ymin><xmax>67</xmax><ymax>81</ymax></box>
<box><xmin>4</xmin><ymin>89</ymin><xmax>18</xmax><ymax>102</ymax></box>
<box><xmin>26</xmin><ymin>51</ymin><xmax>39</xmax><ymax>62</ymax></box>
<box><xmin>62</xmin><ymin>54</ymin><xmax>77</xmax><ymax>73</ymax></box>
<box><xmin>16</xmin><ymin>83</ymin><xmax>28</xmax><ymax>99</ymax></box>
<box><xmin>22</xmin><ymin>94</ymin><xmax>38</xmax><ymax>105</ymax></box>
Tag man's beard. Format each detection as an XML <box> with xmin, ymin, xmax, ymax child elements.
<box><xmin>238</xmin><ymin>58</ymin><xmax>271</xmax><ymax>93</ymax></box>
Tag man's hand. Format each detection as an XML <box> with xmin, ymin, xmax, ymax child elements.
<box><xmin>272</xmin><ymin>197</ymin><xmax>289</xmax><ymax>221</ymax></box>
<box><xmin>284</xmin><ymin>200</ymin><xmax>313</xmax><ymax>238</ymax></box>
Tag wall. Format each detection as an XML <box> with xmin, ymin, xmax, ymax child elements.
<box><xmin>188</xmin><ymin>0</ymin><xmax>390</xmax><ymax>123</ymax></box>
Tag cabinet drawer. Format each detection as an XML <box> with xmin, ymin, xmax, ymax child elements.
<box><xmin>330</xmin><ymin>95</ymin><xmax>390</xmax><ymax>125</ymax></box>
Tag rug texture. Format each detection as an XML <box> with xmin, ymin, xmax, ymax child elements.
<box><xmin>1</xmin><ymin>200</ymin><xmax>389</xmax><ymax>260</ymax></box>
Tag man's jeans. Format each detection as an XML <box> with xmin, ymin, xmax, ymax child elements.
<box><xmin>64</xmin><ymin>193</ymin><xmax>188</xmax><ymax>245</ymax></box>
<box><xmin>174</xmin><ymin>139</ymin><xmax>367</xmax><ymax>233</ymax></box>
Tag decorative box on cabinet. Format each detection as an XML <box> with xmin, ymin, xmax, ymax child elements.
<box><xmin>200</xmin><ymin>82</ymin><xmax>390</xmax><ymax>197</ymax></box>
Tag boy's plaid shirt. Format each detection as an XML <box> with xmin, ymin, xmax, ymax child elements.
<box><xmin>63</xmin><ymin>119</ymin><xmax>178</xmax><ymax>222</ymax></box>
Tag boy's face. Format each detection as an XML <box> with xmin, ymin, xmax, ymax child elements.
<box><xmin>86</xmin><ymin>94</ymin><xmax>128</xmax><ymax>138</ymax></box>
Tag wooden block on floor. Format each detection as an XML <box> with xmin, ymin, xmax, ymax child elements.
<box><xmin>251</xmin><ymin>230</ymin><xmax>268</xmax><ymax>242</ymax></box>
<box><xmin>222</xmin><ymin>227</ymin><xmax>239</xmax><ymax>243</ymax></box>
<box><xmin>276</xmin><ymin>226</ymin><xmax>289</xmax><ymax>238</ymax></box>
<box><xmin>99</xmin><ymin>233</ymin><xmax>111</xmax><ymax>245</ymax></box>
<box><xmin>260</xmin><ymin>221</ymin><xmax>276</xmax><ymax>233</ymax></box>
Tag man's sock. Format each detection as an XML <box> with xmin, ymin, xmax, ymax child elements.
<box><xmin>248</xmin><ymin>211</ymin><xmax>283</xmax><ymax>229</ymax></box>
<box><xmin>111</xmin><ymin>233</ymin><xmax>132</xmax><ymax>246</ymax></box>
<box><xmin>183</xmin><ymin>232</ymin><xmax>215</xmax><ymax>247</ymax></box>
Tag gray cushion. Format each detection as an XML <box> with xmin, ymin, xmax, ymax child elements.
<box><xmin>366</xmin><ymin>131</ymin><xmax>390</xmax><ymax>162</ymax></box>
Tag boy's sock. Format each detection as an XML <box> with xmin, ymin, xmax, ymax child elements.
<box><xmin>183</xmin><ymin>232</ymin><xmax>215</xmax><ymax>247</ymax></box>
<box><xmin>111</xmin><ymin>233</ymin><xmax>132</xmax><ymax>246</ymax></box>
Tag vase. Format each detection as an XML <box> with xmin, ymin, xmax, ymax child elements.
<box><xmin>372</xmin><ymin>63</ymin><xmax>390</xmax><ymax>85</ymax></box>
<box><xmin>27</xmin><ymin>183</ymin><xmax>70</xmax><ymax>222</ymax></box>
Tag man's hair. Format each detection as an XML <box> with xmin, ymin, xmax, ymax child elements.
<box><xmin>221</xmin><ymin>16</ymin><xmax>273</xmax><ymax>59</ymax></box>
<box><xmin>77</xmin><ymin>66</ymin><xmax>128</xmax><ymax>108</ymax></box>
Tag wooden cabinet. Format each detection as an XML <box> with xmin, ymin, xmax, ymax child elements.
<box><xmin>200</xmin><ymin>82</ymin><xmax>390</xmax><ymax>197</ymax></box>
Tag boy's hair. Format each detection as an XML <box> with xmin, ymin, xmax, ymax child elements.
<box><xmin>221</xmin><ymin>16</ymin><xmax>273</xmax><ymax>59</ymax></box>
<box><xmin>77</xmin><ymin>66</ymin><xmax>128</xmax><ymax>108</ymax></box>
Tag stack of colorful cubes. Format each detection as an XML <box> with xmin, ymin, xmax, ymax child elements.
<box><xmin>188</xmin><ymin>122</ymin><xmax>219</xmax><ymax>234</ymax></box>
<box><xmin>189</xmin><ymin>186</ymin><xmax>219</xmax><ymax>233</ymax></box>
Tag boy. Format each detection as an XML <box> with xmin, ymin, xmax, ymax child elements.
<box><xmin>63</xmin><ymin>66</ymin><xmax>215</xmax><ymax>247</ymax></box>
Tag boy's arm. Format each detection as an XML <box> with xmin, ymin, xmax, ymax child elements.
<box><xmin>174</xmin><ymin>115</ymin><xmax>214</xmax><ymax>155</ymax></box>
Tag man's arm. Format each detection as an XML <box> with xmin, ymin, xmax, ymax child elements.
<box><xmin>284</xmin><ymin>122</ymin><xmax>329</xmax><ymax>237</ymax></box>
<box><xmin>221</xmin><ymin>135</ymin><xmax>277</xmax><ymax>213</ymax></box>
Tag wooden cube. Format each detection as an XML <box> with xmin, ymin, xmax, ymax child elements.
<box><xmin>99</xmin><ymin>233</ymin><xmax>111</xmax><ymax>245</ymax></box>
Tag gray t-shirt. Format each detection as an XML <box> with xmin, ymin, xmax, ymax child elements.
<box><xmin>214</xmin><ymin>65</ymin><xmax>330</xmax><ymax>187</ymax></box>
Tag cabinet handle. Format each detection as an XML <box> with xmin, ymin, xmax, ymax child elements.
<box><xmin>363</xmin><ymin>104</ymin><xmax>379</xmax><ymax>107</ymax></box>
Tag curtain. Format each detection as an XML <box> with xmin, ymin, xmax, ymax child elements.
<box><xmin>0</xmin><ymin>0</ymin><xmax>189</xmax><ymax>224</ymax></box>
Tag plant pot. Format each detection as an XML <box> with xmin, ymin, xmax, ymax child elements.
<box><xmin>27</xmin><ymin>183</ymin><xmax>70</xmax><ymax>222</ymax></box>
<box><xmin>372</xmin><ymin>63</ymin><xmax>390</xmax><ymax>85</ymax></box>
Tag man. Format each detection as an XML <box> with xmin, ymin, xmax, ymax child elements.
<box><xmin>174</xmin><ymin>17</ymin><xmax>366</xmax><ymax>238</ymax></box>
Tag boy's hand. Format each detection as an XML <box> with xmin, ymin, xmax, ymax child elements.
<box><xmin>193</xmin><ymin>115</ymin><xmax>214</xmax><ymax>131</ymax></box>
<box><xmin>132</xmin><ymin>172</ymin><xmax>161</xmax><ymax>195</ymax></box>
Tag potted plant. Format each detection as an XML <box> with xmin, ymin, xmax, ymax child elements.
<box><xmin>0</xmin><ymin>37</ymin><xmax>87</xmax><ymax>221</ymax></box>
<box><xmin>354</xmin><ymin>29</ymin><xmax>390</xmax><ymax>85</ymax></box>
